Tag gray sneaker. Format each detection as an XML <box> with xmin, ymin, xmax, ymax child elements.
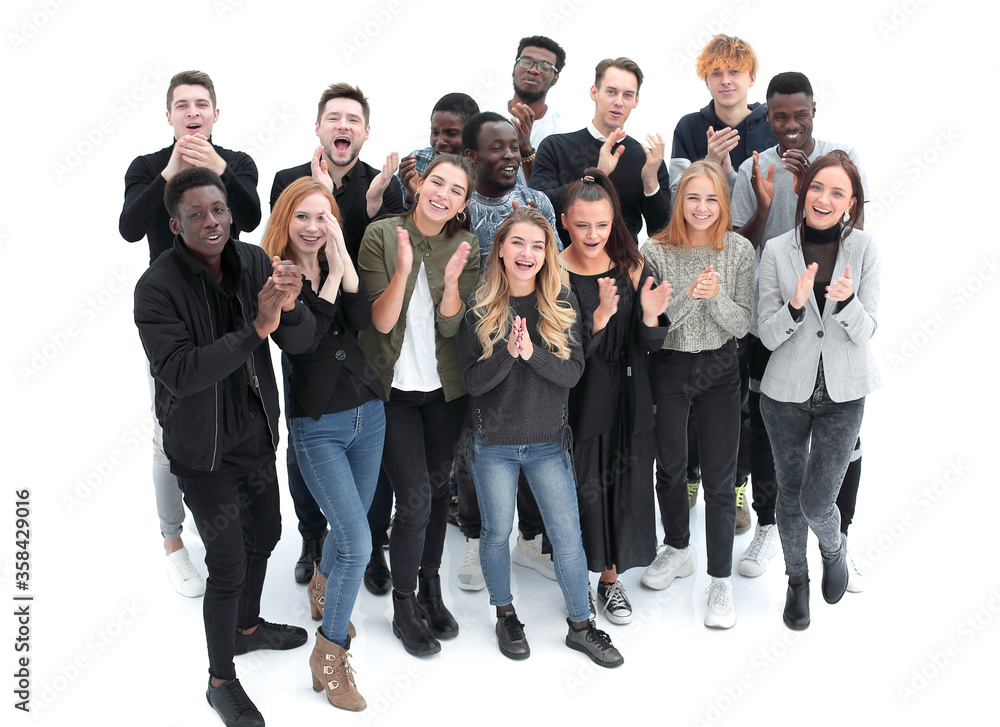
<box><xmin>565</xmin><ymin>619</ymin><xmax>624</xmax><ymax>668</ymax></box>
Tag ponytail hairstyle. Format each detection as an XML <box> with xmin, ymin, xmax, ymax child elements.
<box><xmin>562</xmin><ymin>168</ymin><xmax>643</xmax><ymax>274</ymax></box>
<box><xmin>794</xmin><ymin>150</ymin><xmax>864</xmax><ymax>244</ymax></box>
<box><xmin>402</xmin><ymin>153</ymin><xmax>477</xmax><ymax>237</ymax></box>
<box><xmin>649</xmin><ymin>160</ymin><xmax>730</xmax><ymax>250</ymax></box>
<box><xmin>261</xmin><ymin>178</ymin><xmax>340</xmax><ymax>265</ymax></box>
<box><xmin>471</xmin><ymin>207</ymin><xmax>576</xmax><ymax>360</ymax></box>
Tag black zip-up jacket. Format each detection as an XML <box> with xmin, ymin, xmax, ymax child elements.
<box><xmin>134</xmin><ymin>235</ymin><xmax>316</xmax><ymax>472</ymax></box>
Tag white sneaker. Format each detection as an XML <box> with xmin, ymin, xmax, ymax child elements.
<box><xmin>511</xmin><ymin>534</ymin><xmax>556</xmax><ymax>581</ymax></box>
<box><xmin>846</xmin><ymin>547</ymin><xmax>864</xmax><ymax>593</ymax></box>
<box><xmin>640</xmin><ymin>545</ymin><xmax>694</xmax><ymax>590</ymax></box>
<box><xmin>166</xmin><ymin>547</ymin><xmax>205</xmax><ymax>597</ymax></box>
<box><xmin>705</xmin><ymin>578</ymin><xmax>736</xmax><ymax>629</ymax></box>
<box><xmin>737</xmin><ymin>523</ymin><xmax>780</xmax><ymax>577</ymax></box>
<box><xmin>457</xmin><ymin>538</ymin><xmax>485</xmax><ymax>591</ymax></box>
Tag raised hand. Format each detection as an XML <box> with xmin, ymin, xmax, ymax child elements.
<box><xmin>706</xmin><ymin>126</ymin><xmax>739</xmax><ymax>176</ymax></box>
<box><xmin>510</xmin><ymin>102</ymin><xmax>536</xmax><ymax>156</ymax></box>
<box><xmin>179</xmin><ymin>134</ymin><xmax>227</xmax><ymax>175</ymax></box>
<box><xmin>597</xmin><ymin>127</ymin><xmax>627</xmax><ymax>175</ymax></box>
<box><xmin>517</xmin><ymin>317</ymin><xmax>534</xmax><ymax>360</ymax></box>
<box><xmin>161</xmin><ymin>139</ymin><xmax>192</xmax><ymax>181</ymax></box>
<box><xmin>750</xmin><ymin>151</ymin><xmax>776</xmax><ymax>209</ymax></box>
<box><xmin>592</xmin><ymin>276</ymin><xmax>620</xmax><ymax>333</ymax></box>
<box><xmin>781</xmin><ymin>148</ymin><xmax>809</xmax><ymax>194</ymax></box>
<box><xmin>398</xmin><ymin>154</ymin><xmax>419</xmax><ymax>198</ymax></box>
<box><xmin>443</xmin><ymin>241</ymin><xmax>472</xmax><ymax>287</ymax></box>
<box><xmin>507</xmin><ymin>315</ymin><xmax>523</xmax><ymax>358</ymax></box>
<box><xmin>395</xmin><ymin>227</ymin><xmax>413</xmax><ymax>278</ymax></box>
<box><xmin>826</xmin><ymin>264</ymin><xmax>853</xmax><ymax>302</ymax></box>
<box><xmin>640</xmin><ymin>276</ymin><xmax>671</xmax><ymax>321</ymax></box>
<box><xmin>791</xmin><ymin>262</ymin><xmax>819</xmax><ymax>309</ymax></box>
<box><xmin>271</xmin><ymin>256</ymin><xmax>302</xmax><ymax>311</ymax></box>
<box><xmin>366</xmin><ymin>151</ymin><xmax>401</xmax><ymax>216</ymax></box>
<box><xmin>254</xmin><ymin>277</ymin><xmax>285</xmax><ymax>337</ymax></box>
<box><xmin>640</xmin><ymin>132</ymin><xmax>666</xmax><ymax>192</ymax></box>
<box><xmin>310</xmin><ymin>146</ymin><xmax>333</xmax><ymax>192</ymax></box>
<box><xmin>688</xmin><ymin>265</ymin><xmax>719</xmax><ymax>299</ymax></box>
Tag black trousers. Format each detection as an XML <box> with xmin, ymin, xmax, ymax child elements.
<box><xmin>650</xmin><ymin>342</ymin><xmax>740</xmax><ymax>578</ymax></box>
<box><xmin>381</xmin><ymin>388</ymin><xmax>466</xmax><ymax>594</ymax></box>
<box><xmin>177</xmin><ymin>461</ymin><xmax>281</xmax><ymax>681</ymax></box>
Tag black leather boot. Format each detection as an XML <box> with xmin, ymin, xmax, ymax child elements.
<box><xmin>295</xmin><ymin>537</ymin><xmax>324</xmax><ymax>585</ymax></box>
<box><xmin>416</xmin><ymin>574</ymin><xmax>459</xmax><ymax>639</ymax></box>
<box><xmin>392</xmin><ymin>593</ymin><xmax>441</xmax><ymax>657</ymax></box>
<box><xmin>821</xmin><ymin>533</ymin><xmax>849</xmax><ymax>604</ymax></box>
<box><xmin>783</xmin><ymin>574</ymin><xmax>810</xmax><ymax>631</ymax></box>
<box><xmin>363</xmin><ymin>547</ymin><xmax>391</xmax><ymax>596</ymax></box>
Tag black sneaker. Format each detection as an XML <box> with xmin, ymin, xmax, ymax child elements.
<box><xmin>206</xmin><ymin>678</ymin><xmax>264</xmax><ymax>727</ymax></box>
<box><xmin>233</xmin><ymin>620</ymin><xmax>307</xmax><ymax>655</ymax></box>
<box><xmin>597</xmin><ymin>580</ymin><xmax>633</xmax><ymax>624</ymax></box>
<box><xmin>496</xmin><ymin>613</ymin><xmax>530</xmax><ymax>660</ymax></box>
<box><xmin>565</xmin><ymin>618</ymin><xmax>624</xmax><ymax>668</ymax></box>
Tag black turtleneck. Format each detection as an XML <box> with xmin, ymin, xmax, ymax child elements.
<box><xmin>803</xmin><ymin>223</ymin><xmax>840</xmax><ymax>315</ymax></box>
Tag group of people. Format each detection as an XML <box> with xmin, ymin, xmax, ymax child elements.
<box><xmin>124</xmin><ymin>32</ymin><xmax>880</xmax><ymax>727</ymax></box>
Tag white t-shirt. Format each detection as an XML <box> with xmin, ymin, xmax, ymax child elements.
<box><xmin>392</xmin><ymin>262</ymin><xmax>443</xmax><ymax>392</ymax></box>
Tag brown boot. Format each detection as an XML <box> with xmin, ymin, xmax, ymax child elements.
<box><xmin>309</xmin><ymin>560</ymin><xmax>355</xmax><ymax>638</ymax></box>
<box><xmin>309</xmin><ymin>630</ymin><xmax>366</xmax><ymax>711</ymax></box>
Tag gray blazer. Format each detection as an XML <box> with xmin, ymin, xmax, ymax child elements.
<box><xmin>756</xmin><ymin>227</ymin><xmax>881</xmax><ymax>403</ymax></box>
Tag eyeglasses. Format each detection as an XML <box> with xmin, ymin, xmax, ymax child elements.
<box><xmin>515</xmin><ymin>56</ymin><xmax>556</xmax><ymax>75</ymax></box>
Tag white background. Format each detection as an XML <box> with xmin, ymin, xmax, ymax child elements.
<box><xmin>3</xmin><ymin>0</ymin><xmax>996</xmax><ymax>725</ymax></box>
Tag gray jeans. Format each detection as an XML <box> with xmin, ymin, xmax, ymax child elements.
<box><xmin>761</xmin><ymin>376</ymin><xmax>864</xmax><ymax>578</ymax></box>
<box><xmin>147</xmin><ymin>366</ymin><xmax>185</xmax><ymax>540</ymax></box>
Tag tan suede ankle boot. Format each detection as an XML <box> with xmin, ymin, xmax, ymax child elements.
<box><xmin>309</xmin><ymin>630</ymin><xmax>366</xmax><ymax>711</ymax></box>
<box><xmin>308</xmin><ymin>561</ymin><xmax>355</xmax><ymax>637</ymax></box>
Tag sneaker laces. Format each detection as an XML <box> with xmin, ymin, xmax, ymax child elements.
<box><xmin>734</xmin><ymin>481</ymin><xmax>748</xmax><ymax>507</ymax></box>
<box><xmin>460</xmin><ymin>541</ymin><xmax>480</xmax><ymax>568</ymax></box>
<box><xmin>168</xmin><ymin>550</ymin><xmax>200</xmax><ymax>582</ymax></box>
<box><xmin>743</xmin><ymin>527</ymin><xmax>771</xmax><ymax>562</ymax></box>
<box><xmin>585</xmin><ymin>622</ymin><xmax>616</xmax><ymax>653</ymax></box>
<box><xmin>599</xmin><ymin>581</ymin><xmax>629</xmax><ymax>615</ymax></box>
<box><xmin>219</xmin><ymin>679</ymin><xmax>254</xmax><ymax>714</ymax></box>
<box><xmin>687</xmin><ymin>479</ymin><xmax>700</xmax><ymax>497</ymax></box>
<box><xmin>652</xmin><ymin>545</ymin><xmax>681</xmax><ymax>570</ymax></box>
<box><xmin>847</xmin><ymin>551</ymin><xmax>863</xmax><ymax>575</ymax></box>
<box><xmin>501</xmin><ymin>614</ymin><xmax>526</xmax><ymax>642</ymax></box>
<box><xmin>706</xmin><ymin>581</ymin><xmax>731</xmax><ymax>610</ymax></box>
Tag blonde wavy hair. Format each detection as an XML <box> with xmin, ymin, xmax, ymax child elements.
<box><xmin>471</xmin><ymin>208</ymin><xmax>576</xmax><ymax>360</ymax></box>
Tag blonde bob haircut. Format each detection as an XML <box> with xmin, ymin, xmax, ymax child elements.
<box><xmin>261</xmin><ymin>178</ymin><xmax>340</xmax><ymax>265</ymax></box>
<box><xmin>471</xmin><ymin>207</ymin><xmax>576</xmax><ymax>361</ymax></box>
<box><xmin>650</xmin><ymin>161</ymin><xmax>731</xmax><ymax>251</ymax></box>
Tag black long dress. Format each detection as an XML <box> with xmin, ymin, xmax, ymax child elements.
<box><xmin>568</xmin><ymin>267</ymin><xmax>662</xmax><ymax>573</ymax></box>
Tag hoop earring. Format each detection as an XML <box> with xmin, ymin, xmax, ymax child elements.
<box><xmin>414</xmin><ymin>192</ymin><xmax>420</xmax><ymax>201</ymax></box>
<box><xmin>456</xmin><ymin>211</ymin><xmax>467</xmax><ymax>223</ymax></box>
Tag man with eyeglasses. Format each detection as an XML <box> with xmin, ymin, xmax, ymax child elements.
<box><xmin>507</xmin><ymin>35</ymin><xmax>568</xmax><ymax>184</ymax></box>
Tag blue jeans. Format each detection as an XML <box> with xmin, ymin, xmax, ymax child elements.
<box><xmin>761</xmin><ymin>381</ymin><xmax>865</xmax><ymax>578</ymax></box>
<box><xmin>469</xmin><ymin>436</ymin><xmax>590</xmax><ymax>623</ymax></box>
<box><xmin>292</xmin><ymin>399</ymin><xmax>386</xmax><ymax>646</ymax></box>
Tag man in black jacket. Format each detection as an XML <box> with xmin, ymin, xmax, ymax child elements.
<box><xmin>120</xmin><ymin>70</ymin><xmax>262</xmax><ymax>598</ymax></box>
<box><xmin>270</xmin><ymin>82</ymin><xmax>404</xmax><ymax>584</ymax></box>
<box><xmin>134</xmin><ymin>167</ymin><xmax>313</xmax><ymax>727</ymax></box>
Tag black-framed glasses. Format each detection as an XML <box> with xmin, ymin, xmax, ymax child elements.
<box><xmin>515</xmin><ymin>56</ymin><xmax>556</xmax><ymax>75</ymax></box>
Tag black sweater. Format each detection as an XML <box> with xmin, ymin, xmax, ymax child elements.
<box><xmin>531</xmin><ymin>128</ymin><xmax>671</xmax><ymax>246</ymax></box>
<box><xmin>120</xmin><ymin>141</ymin><xmax>261</xmax><ymax>263</ymax></box>
<box><xmin>459</xmin><ymin>289</ymin><xmax>584</xmax><ymax>446</ymax></box>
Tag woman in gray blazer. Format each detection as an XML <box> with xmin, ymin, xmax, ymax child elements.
<box><xmin>756</xmin><ymin>152</ymin><xmax>880</xmax><ymax>630</ymax></box>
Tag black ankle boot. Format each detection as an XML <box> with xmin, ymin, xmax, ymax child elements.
<box><xmin>821</xmin><ymin>533</ymin><xmax>849</xmax><ymax>604</ymax></box>
<box><xmin>295</xmin><ymin>536</ymin><xmax>324</xmax><ymax>585</ymax></box>
<box><xmin>364</xmin><ymin>547</ymin><xmax>391</xmax><ymax>596</ymax></box>
<box><xmin>416</xmin><ymin>574</ymin><xmax>459</xmax><ymax>639</ymax></box>
<box><xmin>783</xmin><ymin>574</ymin><xmax>810</xmax><ymax>631</ymax></box>
<box><xmin>392</xmin><ymin>593</ymin><xmax>441</xmax><ymax>657</ymax></box>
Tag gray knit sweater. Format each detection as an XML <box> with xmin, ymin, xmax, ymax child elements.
<box><xmin>640</xmin><ymin>231</ymin><xmax>754</xmax><ymax>352</ymax></box>
<box><xmin>459</xmin><ymin>289</ymin><xmax>584</xmax><ymax>446</ymax></box>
